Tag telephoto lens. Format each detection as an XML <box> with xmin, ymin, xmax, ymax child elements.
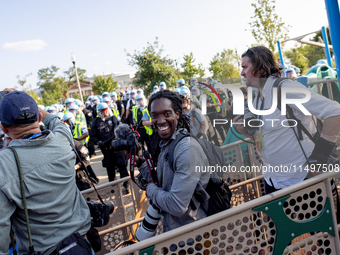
<box><xmin>135</xmin><ymin>204</ymin><xmax>162</xmax><ymax>241</ymax></box>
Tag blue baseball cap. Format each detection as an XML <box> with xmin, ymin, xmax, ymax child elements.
<box><xmin>0</xmin><ymin>91</ymin><xmax>39</xmax><ymax>125</ymax></box>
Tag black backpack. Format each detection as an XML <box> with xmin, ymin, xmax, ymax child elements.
<box><xmin>167</xmin><ymin>132</ymin><xmax>232</xmax><ymax>216</ymax></box>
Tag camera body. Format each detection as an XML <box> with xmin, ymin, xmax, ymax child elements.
<box><xmin>87</xmin><ymin>200</ymin><xmax>114</xmax><ymax>227</ymax></box>
<box><xmin>111</xmin><ymin>131</ymin><xmax>139</xmax><ymax>153</ymax></box>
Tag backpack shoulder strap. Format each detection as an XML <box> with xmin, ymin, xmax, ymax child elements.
<box><xmin>274</xmin><ymin>77</ymin><xmax>316</xmax><ymax>143</ymax></box>
<box><xmin>167</xmin><ymin>132</ymin><xmax>190</xmax><ymax>172</ymax></box>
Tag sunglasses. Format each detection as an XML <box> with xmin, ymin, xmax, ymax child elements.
<box><xmin>243</xmin><ymin>47</ymin><xmax>255</xmax><ymax>55</ymax></box>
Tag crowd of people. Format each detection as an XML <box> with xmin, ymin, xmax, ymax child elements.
<box><xmin>1</xmin><ymin>45</ymin><xmax>340</xmax><ymax>254</ymax></box>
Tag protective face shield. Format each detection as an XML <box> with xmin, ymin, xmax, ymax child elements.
<box><xmin>97</xmin><ymin>103</ymin><xmax>113</xmax><ymax>119</ymax></box>
<box><xmin>135</xmin><ymin>94</ymin><xmax>146</xmax><ymax>107</ymax></box>
<box><xmin>85</xmin><ymin>101</ymin><xmax>91</xmax><ymax>108</ymax></box>
<box><xmin>174</xmin><ymin>88</ymin><xmax>181</xmax><ymax>95</ymax></box>
<box><xmin>177</xmin><ymin>79</ymin><xmax>185</xmax><ymax>87</ymax></box>
<box><xmin>56</xmin><ymin>112</ymin><xmax>64</xmax><ymax>120</ymax></box>
<box><xmin>47</xmin><ymin>106</ymin><xmax>57</xmax><ymax>115</ymax></box>
<box><xmin>92</xmin><ymin>96</ymin><xmax>100</xmax><ymax>105</ymax></box>
<box><xmin>110</xmin><ymin>92</ymin><xmax>117</xmax><ymax>101</ymax></box>
<box><xmin>137</xmin><ymin>89</ymin><xmax>143</xmax><ymax>95</ymax></box>
<box><xmin>190</xmin><ymin>77</ymin><xmax>197</xmax><ymax>86</ymax></box>
<box><xmin>66</xmin><ymin>102</ymin><xmax>74</xmax><ymax>108</ymax></box>
<box><xmin>191</xmin><ymin>86</ymin><xmax>200</xmax><ymax>96</ymax></box>
<box><xmin>63</xmin><ymin>112</ymin><xmax>76</xmax><ymax>129</ymax></box>
<box><xmin>159</xmin><ymin>82</ymin><xmax>166</xmax><ymax>90</ymax></box>
<box><xmin>130</xmin><ymin>90</ymin><xmax>136</xmax><ymax>100</ymax></box>
<box><xmin>153</xmin><ymin>85</ymin><xmax>158</xmax><ymax>91</ymax></box>
<box><xmin>102</xmin><ymin>92</ymin><xmax>110</xmax><ymax>99</ymax></box>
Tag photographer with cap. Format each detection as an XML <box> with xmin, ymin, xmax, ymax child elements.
<box><xmin>235</xmin><ymin>46</ymin><xmax>340</xmax><ymax>194</ymax></box>
<box><xmin>0</xmin><ymin>90</ymin><xmax>91</xmax><ymax>254</ymax></box>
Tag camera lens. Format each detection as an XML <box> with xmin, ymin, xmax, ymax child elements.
<box><xmin>111</xmin><ymin>140</ymin><xmax>128</xmax><ymax>152</ymax></box>
<box><xmin>104</xmin><ymin>200</ymin><xmax>115</xmax><ymax>214</ymax></box>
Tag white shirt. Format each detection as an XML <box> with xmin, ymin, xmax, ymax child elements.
<box><xmin>254</xmin><ymin>77</ymin><xmax>340</xmax><ymax>189</ymax></box>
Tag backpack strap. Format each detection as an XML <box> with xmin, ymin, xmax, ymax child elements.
<box><xmin>273</xmin><ymin>77</ymin><xmax>316</xmax><ymax>143</ymax></box>
<box><xmin>167</xmin><ymin>132</ymin><xmax>190</xmax><ymax>172</ymax></box>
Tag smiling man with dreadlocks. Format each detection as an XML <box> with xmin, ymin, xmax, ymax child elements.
<box><xmin>134</xmin><ymin>90</ymin><xmax>210</xmax><ymax>233</ymax></box>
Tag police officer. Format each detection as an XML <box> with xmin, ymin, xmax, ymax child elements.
<box><xmin>63</xmin><ymin>112</ymin><xmax>89</xmax><ymax>145</ymax></box>
<box><xmin>90</xmin><ymin>103</ymin><xmax>130</xmax><ymax>193</ymax></box>
<box><xmin>132</xmin><ymin>94</ymin><xmax>153</xmax><ymax>151</ymax></box>
<box><xmin>91</xmin><ymin>96</ymin><xmax>100</xmax><ymax>118</ymax></box>
<box><xmin>111</xmin><ymin>91</ymin><xmax>124</xmax><ymax>119</ymax></box>
<box><xmin>159</xmin><ymin>82</ymin><xmax>166</xmax><ymax>91</ymax></box>
<box><xmin>103</xmin><ymin>97</ymin><xmax>120</xmax><ymax>121</ymax></box>
<box><xmin>63</xmin><ymin>98</ymin><xmax>75</xmax><ymax>114</ymax></box>
<box><xmin>125</xmin><ymin>89</ymin><xmax>136</xmax><ymax>125</ymax></box>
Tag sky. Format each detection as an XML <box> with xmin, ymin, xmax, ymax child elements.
<box><xmin>0</xmin><ymin>0</ymin><xmax>330</xmax><ymax>91</ymax></box>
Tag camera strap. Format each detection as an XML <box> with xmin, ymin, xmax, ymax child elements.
<box><xmin>8</xmin><ymin>147</ymin><xmax>37</xmax><ymax>255</ymax></box>
<box><xmin>143</xmin><ymin>150</ymin><xmax>158</xmax><ymax>185</ymax></box>
<box><xmin>56</xmin><ymin>128</ymin><xmax>105</xmax><ymax>204</ymax></box>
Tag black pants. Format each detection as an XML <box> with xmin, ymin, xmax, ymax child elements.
<box><xmin>264</xmin><ymin>180</ymin><xmax>281</xmax><ymax>194</ymax></box>
<box><xmin>102</xmin><ymin>149</ymin><xmax>129</xmax><ymax>186</ymax></box>
<box><xmin>87</xmin><ymin>140</ymin><xmax>95</xmax><ymax>156</ymax></box>
<box><xmin>137</xmin><ymin>128</ymin><xmax>151</xmax><ymax>152</ymax></box>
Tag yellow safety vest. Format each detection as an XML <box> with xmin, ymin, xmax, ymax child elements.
<box><xmin>112</xmin><ymin>108</ymin><xmax>120</xmax><ymax>118</ymax></box>
<box><xmin>132</xmin><ymin>105</ymin><xmax>139</xmax><ymax>122</ymax></box>
<box><xmin>142</xmin><ymin>108</ymin><xmax>153</xmax><ymax>135</ymax></box>
<box><xmin>73</xmin><ymin>122</ymin><xmax>89</xmax><ymax>144</ymax></box>
<box><xmin>223</xmin><ymin>97</ymin><xmax>230</xmax><ymax>116</ymax></box>
<box><xmin>132</xmin><ymin>106</ymin><xmax>153</xmax><ymax>135</ymax></box>
<box><xmin>76</xmin><ymin>111</ymin><xmax>87</xmax><ymax>126</ymax></box>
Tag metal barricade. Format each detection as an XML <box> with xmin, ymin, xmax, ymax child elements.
<box><xmin>108</xmin><ymin>172</ymin><xmax>340</xmax><ymax>255</ymax></box>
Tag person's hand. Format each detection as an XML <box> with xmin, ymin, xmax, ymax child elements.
<box><xmin>76</xmin><ymin>169</ymin><xmax>86</xmax><ymax>179</ymax></box>
<box><xmin>98</xmin><ymin>141</ymin><xmax>104</xmax><ymax>149</ymax></box>
<box><xmin>207</xmin><ymin>103</ymin><xmax>213</xmax><ymax>107</ymax></box>
<box><xmin>38</xmin><ymin>108</ymin><xmax>49</xmax><ymax>123</ymax></box>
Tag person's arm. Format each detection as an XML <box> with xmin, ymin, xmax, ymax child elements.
<box><xmin>142</xmin><ymin>120</ymin><xmax>152</xmax><ymax>126</ymax></box>
<box><xmin>74</xmin><ymin>140</ymin><xmax>90</xmax><ymax>170</ymax></box>
<box><xmin>77</xmin><ymin>132</ymin><xmax>89</xmax><ymax>141</ymax></box>
<box><xmin>320</xmin><ymin>116</ymin><xmax>340</xmax><ymax>142</ymax></box>
<box><xmin>146</xmin><ymin>138</ymin><xmax>207</xmax><ymax>216</ymax></box>
<box><xmin>0</xmin><ymin>190</ymin><xmax>16</xmax><ymax>254</ymax></box>
<box><xmin>89</xmin><ymin>119</ymin><xmax>99</xmax><ymax>144</ymax></box>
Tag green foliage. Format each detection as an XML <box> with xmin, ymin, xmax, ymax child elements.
<box><xmin>72</xmin><ymin>93</ymin><xmax>80</xmax><ymax>100</ymax></box>
<box><xmin>24</xmin><ymin>85</ymin><xmax>44</xmax><ymax>105</ymax></box>
<box><xmin>209</xmin><ymin>49</ymin><xmax>240</xmax><ymax>83</ymax></box>
<box><xmin>37</xmin><ymin>66</ymin><xmax>69</xmax><ymax>106</ymax></box>
<box><xmin>126</xmin><ymin>38</ymin><xmax>178</xmax><ymax>96</ymax></box>
<box><xmin>41</xmin><ymin>77</ymin><xmax>68</xmax><ymax>106</ymax></box>
<box><xmin>64</xmin><ymin>67</ymin><xmax>88</xmax><ymax>84</ymax></box>
<box><xmin>180</xmin><ymin>52</ymin><xmax>205</xmax><ymax>80</ymax></box>
<box><xmin>17</xmin><ymin>73</ymin><xmax>32</xmax><ymax>87</ymax></box>
<box><xmin>248</xmin><ymin>0</ymin><xmax>290</xmax><ymax>52</ymax></box>
<box><xmin>284</xmin><ymin>46</ymin><xmax>309</xmax><ymax>74</ymax></box>
<box><xmin>92</xmin><ymin>75</ymin><xmax>118</xmax><ymax>95</ymax></box>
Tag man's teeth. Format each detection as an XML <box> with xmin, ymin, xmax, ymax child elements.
<box><xmin>158</xmin><ymin>126</ymin><xmax>169</xmax><ymax>131</ymax></box>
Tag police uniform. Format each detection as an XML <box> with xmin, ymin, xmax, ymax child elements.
<box><xmin>206</xmin><ymin>94</ymin><xmax>225</xmax><ymax>146</ymax></box>
<box><xmin>83</xmin><ymin>108</ymin><xmax>95</xmax><ymax>157</ymax></box>
<box><xmin>132</xmin><ymin>105</ymin><xmax>153</xmax><ymax>151</ymax></box>
<box><xmin>89</xmin><ymin>115</ymin><xmax>129</xmax><ymax>185</ymax></box>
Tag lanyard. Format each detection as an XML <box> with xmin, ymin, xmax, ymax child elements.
<box><xmin>22</xmin><ymin>132</ymin><xmax>42</xmax><ymax>140</ymax></box>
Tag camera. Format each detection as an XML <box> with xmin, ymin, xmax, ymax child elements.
<box><xmin>135</xmin><ymin>204</ymin><xmax>162</xmax><ymax>241</ymax></box>
<box><xmin>111</xmin><ymin>131</ymin><xmax>139</xmax><ymax>152</ymax></box>
<box><xmin>87</xmin><ymin>200</ymin><xmax>114</xmax><ymax>227</ymax></box>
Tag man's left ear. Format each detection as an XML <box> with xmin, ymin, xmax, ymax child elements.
<box><xmin>38</xmin><ymin>112</ymin><xmax>43</xmax><ymax>122</ymax></box>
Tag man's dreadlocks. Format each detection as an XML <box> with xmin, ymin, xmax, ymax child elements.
<box><xmin>148</xmin><ymin>90</ymin><xmax>191</xmax><ymax>133</ymax></box>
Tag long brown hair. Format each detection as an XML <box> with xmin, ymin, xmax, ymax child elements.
<box><xmin>242</xmin><ymin>46</ymin><xmax>283</xmax><ymax>79</ymax></box>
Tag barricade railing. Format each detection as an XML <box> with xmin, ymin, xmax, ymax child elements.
<box><xmin>108</xmin><ymin>171</ymin><xmax>340</xmax><ymax>255</ymax></box>
<box><xmin>307</xmin><ymin>78</ymin><xmax>339</xmax><ymax>101</ymax></box>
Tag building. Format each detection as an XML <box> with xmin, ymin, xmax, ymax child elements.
<box><xmin>66</xmin><ymin>73</ymin><xmax>134</xmax><ymax>98</ymax></box>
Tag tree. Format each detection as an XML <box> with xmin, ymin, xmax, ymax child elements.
<box><xmin>37</xmin><ymin>66</ymin><xmax>69</xmax><ymax>106</ymax></box>
<box><xmin>92</xmin><ymin>75</ymin><xmax>118</xmax><ymax>95</ymax></box>
<box><xmin>24</xmin><ymin>85</ymin><xmax>44</xmax><ymax>105</ymax></box>
<box><xmin>126</xmin><ymin>38</ymin><xmax>178</xmax><ymax>95</ymax></box>
<box><xmin>209</xmin><ymin>49</ymin><xmax>240</xmax><ymax>83</ymax></box>
<box><xmin>248</xmin><ymin>0</ymin><xmax>290</xmax><ymax>52</ymax></box>
<box><xmin>17</xmin><ymin>72</ymin><xmax>32</xmax><ymax>87</ymax></box>
<box><xmin>180</xmin><ymin>52</ymin><xmax>205</xmax><ymax>80</ymax></box>
<box><xmin>284</xmin><ymin>46</ymin><xmax>309</xmax><ymax>74</ymax></box>
<box><xmin>64</xmin><ymin>67</ymin><xmax>88</xmax><ymax>84</ymax></box>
